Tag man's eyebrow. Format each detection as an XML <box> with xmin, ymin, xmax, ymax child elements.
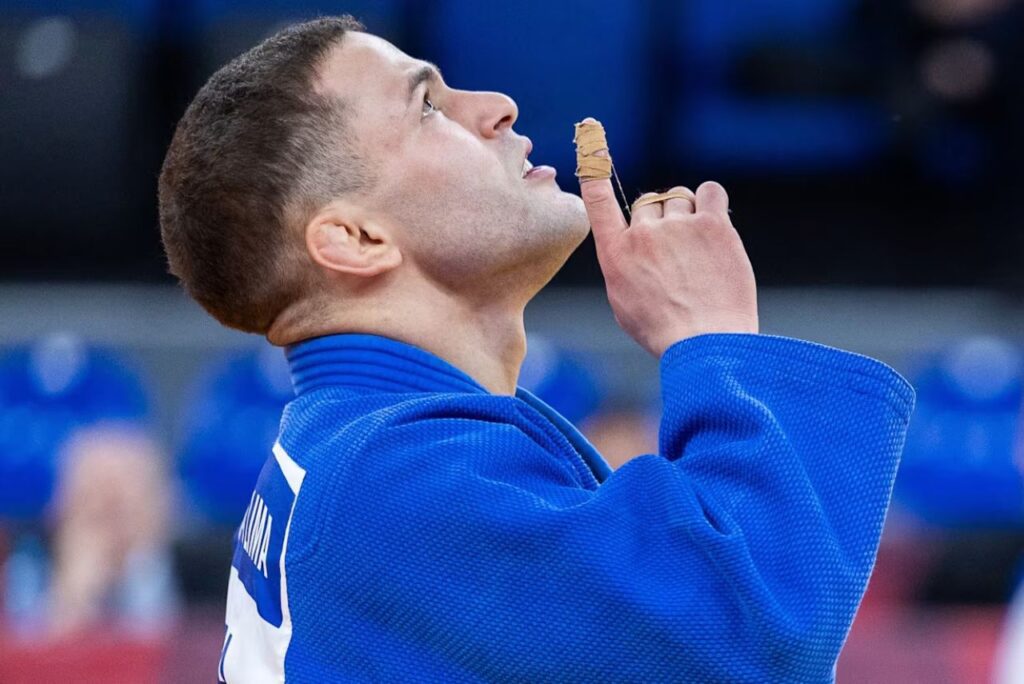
<box><xmin>406</xmin><ymin>63</ymin><xmax>443</xmax><ymax>106</ymax></box>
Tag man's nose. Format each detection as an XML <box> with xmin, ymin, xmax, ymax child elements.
<box><xmin>472</xmin><ymin>91</ymin><xmax>518</xmax><ymax>138</ymax></box>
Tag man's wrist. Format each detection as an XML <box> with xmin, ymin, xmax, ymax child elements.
<box><xmin>652</xmin><ymin>318</ymin><xmax>760</xmax><ymax>358</ymax></box>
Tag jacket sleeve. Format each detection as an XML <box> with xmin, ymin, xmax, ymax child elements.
<box><xmin>312</xmin><ymin>334</ymin><xmax>914</xmax><ymax>683</ymax></box>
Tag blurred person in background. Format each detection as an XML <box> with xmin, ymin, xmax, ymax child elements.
<box><xmin>516</xmin><ymin>335</ymin><xmax>658</xmax><ymax>471</ymax></box>
<box><xmin>993</xmin><ymin>400</ymin><xmax>1024</xmax><ymax>683</ymax></box>
<box><xmin>170</xmin><ymin>343</ymin><xmax>296</xmax><ymax>609</ymax></box>
<box><xmin>517</xmin><ymin>333</ymin><xmax>603</xmax><ymax>426</ymax></box>
<box><xmin>158</xmin><ymin>16</ymin><xmax>913</xmax><ymax>682</ymax></box>
<box><xmin>177</xmin><ymin>342</ymin><xmax>295</xmax><ymax>526</ymax></box>
<box><xmin>0</xmin><ymin>333</ymin><xmax>149</xmax><ymax>522</ymax></box>
<box><xmin>995</xmin><ymin>556</ymin><xmax>1024</xmax><ymax>682</ymax></box>
<box><xmin>49</xmin><ymin>424</ymin><xmax>178</xmax><ymax>638</ymax></box>
<box><xmin>0</xmin><ymin>333</ymin><xmax>154</xmax><ymax>638</ymax></box>
<box><xmin>581</xmin><ymin>409</ymin><xmax>658</xmax><ymax>471</ymax></box>
<box><xmin>863</xmin><ymin>0</ymin><xmax>1024</xmax><ymax>284</ymax></box>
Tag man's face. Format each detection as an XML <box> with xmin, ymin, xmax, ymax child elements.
<box><xmin>316</xmin><ymin>32</ymin><xmax>590</xmax><ymax>295</ymax></box>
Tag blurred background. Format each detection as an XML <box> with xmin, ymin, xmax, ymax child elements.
<box><xmin>1</xmin><ymin>0</ymin><xmax>1023</xmax><ymax>681</ymax></box>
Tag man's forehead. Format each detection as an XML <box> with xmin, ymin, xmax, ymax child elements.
<box><xmin>316</xmin><ymin>32</ymin><xmax>434</xmax><ymax>102</ymax></box>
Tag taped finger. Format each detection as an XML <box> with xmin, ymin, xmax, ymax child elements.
<box><xmin>662</xmin><ymin>187</ymin><xmax>696</xmax><ymax>216</ymax></box>
<box><xmin>631</xmin><ymin>192</ymin><xmax>664</xmax><ymax>221</ymax></box>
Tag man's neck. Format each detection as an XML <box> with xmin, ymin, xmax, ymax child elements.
<box><xmin>271</xmin><ymin>280</ymin><xmax>530</xmax><ymax>395</ymax></box>
<box><xmin>398</xmin><ymin>295</ymin><xmax>527</xmax><ymax>395</ymax></box>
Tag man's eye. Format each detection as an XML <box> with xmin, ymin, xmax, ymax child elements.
<box><xmin>421</xmin><ymin>94</ymin><xmax>438</xmax><ymax>118</ymax></box>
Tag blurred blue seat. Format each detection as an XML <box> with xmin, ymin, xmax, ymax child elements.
<box><xmin>0</xmin><ymin>1</ymin><xmax>158</xmax><ymax>254</ymax></box>
<box><xmin>677</xmin><ymin>95</ymin><xmax>887</xmax><ymax>172</ymax></box>
<box><xmin>420</xmin><ymin>0</ymin><xmax>651</xmax><ymax>185</ymax></box>
<box><xmin>677</xmin><ymin>0</ymin><xmax>852</xmax><ymax>78</ymax></box>
<box><xmin>896</xmin><ymin>336</ymin><xmax>1024</xmax><ymax>528</ymax></box>
<box><xmin>3</xmin><ymin>1</ymin><xmax>154</xmax><ymax>22</ymax></box>
<box><xmin>190</xmin><ymin>0</ymin><xmax>403</xmax><ymax>28</ymax></box>
<box><xmin>519</xmin><ymin>335</ymin><xmax>603</xmax><ymax>426</ymax></box>
<box><xmin>176</xmin><ymin>343</ymin><xmax>294</xmax><ymax>525</ymax></box>
<box><xmin>188</xmin><ymin>0</ymin><xmax>405</xmax><ymax>85</ymax></box>
<box><xmin>667</xmin><ymin>0</ymin><xmax>888</xmax><ymax>173</ymax></box>
<box><xmin>0</xmin><ymin>333</ymin><xmax>150</xmax><ymax>520</ymax></box>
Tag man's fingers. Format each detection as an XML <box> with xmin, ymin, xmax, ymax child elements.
<box><xmin>695</xmin><ymin>181</ymin><xmax>729</xmax><ymax>215</ymax></box>
<box><xmin>579</xmin><ymin>152</ymin><xmax>627</xmax><ymax>242</ymax></box>
<box><xmin>663</xmin><ymin>186</ymin><xmax>696</xmax><ymax>216</ymax></box>
<box><xmin>632</xmin><ymin>192</ymin><xmax>664</xmax><ymax>221</ymax></box>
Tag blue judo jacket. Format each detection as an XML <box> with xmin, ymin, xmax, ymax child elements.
<box><xmin>218</xmin><ymin>332</ymin><xmax>914</xmax><ymax>683</ymax></box>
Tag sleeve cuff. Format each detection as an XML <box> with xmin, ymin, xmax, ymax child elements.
<box><xmin>660</xmin><ymin>333</ymin><xmax>916</xmax><ymax>417</ymax></box>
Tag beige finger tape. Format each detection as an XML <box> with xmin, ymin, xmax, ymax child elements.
<box><xmin>632</xmin><ymin>190</ymin><xmax>696</xmax><ymax>212</ymax></box>
<box><xmin>573</xmin><ymin>119</ymin><xmax>612</xmax><ymax>180</ymax></box>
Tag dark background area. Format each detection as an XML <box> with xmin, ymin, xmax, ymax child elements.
<box><xmin>2</xmin><ymin>0</ymin><xmax>1022</xmax><ymax>287</ymax></box>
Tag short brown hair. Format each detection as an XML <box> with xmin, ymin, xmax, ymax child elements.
<box><xmin>159</xmin><ymin>16</ymin><xmax>370</xmax><ymax>334</ymax></box>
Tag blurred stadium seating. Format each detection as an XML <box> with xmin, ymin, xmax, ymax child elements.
<box><xmin>0</xmin><ymin>1</ymin><xmax>161</xmax><ymax>279</ymax></box>
<box><xmin>186</xmin><ymin>0</ymin><xmax>404</xmax><ymax>87</ymax></box>
<box><xmin>0</xmin><ymin>0</ymin><xmax>1020</xmax><ymax>285</ymax></box>
<box><xmin>176</xmin><ymin>343</ymin><xmax>294</xmax><ymax>525</ymax></box>
<box><xmin>0</xmin><ymin>333</ymin><xmax>149</xmax><ymax>520</ymax></box>
<box><xmin>518</xmin><ymin>334</ymin><xmax>603</xmax><ymax>426</ymax></box>
<box><xmin>667</xmin><ymin>0</ymin><xmax>890</xmax><ymax>171</ymax></box>
<box><xmin>897</xmin><ymin>336</ymin><xmax>1024</xmax><ymax>529</ymax></box>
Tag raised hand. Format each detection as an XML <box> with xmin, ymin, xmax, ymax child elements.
<box><xmin>577</xmin><ymin>121</ymin><xmax>758</xmax><ymax>357</ymax></box>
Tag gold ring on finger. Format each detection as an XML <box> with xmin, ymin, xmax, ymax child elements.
<box><xmin>631</xmin><ymin>190</ymin><xmax>696</xmax><ymax>213</ymax></box>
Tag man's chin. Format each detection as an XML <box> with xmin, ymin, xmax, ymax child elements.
<box><xmin>545</xmin><ymin>184</ymin><xmax>586</xmax><ymax>218</ymax></box>
<box><xmin>517</xmin><ymin>186</ymin><xmax>589</xmax><ymax>254</ymax></box>
<box><xmin>564</xmin><ymin>193</ymin><xmax>591</xmax><ymax>243</ymax></box>
<box><xmin>546</xmin><ymin>206</ymin><xmax>591</xmax><ymax>269</ymax></box>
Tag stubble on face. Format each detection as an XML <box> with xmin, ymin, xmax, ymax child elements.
<box><xmin>315</xmin><ymin>33</ymin><xmax>591</xmax><ymax>297</ymax></box>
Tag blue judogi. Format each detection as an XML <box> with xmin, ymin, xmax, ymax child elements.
<box><xmin>219</xmin><ymin>332</ymin><xmax>914</xmax><ymax>683</ymax></box>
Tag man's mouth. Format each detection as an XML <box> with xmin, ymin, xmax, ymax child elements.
<box><xmin>518</xmin><ymin>137</ymin><xmax>556</xmax><ymax>180</ymax></box>
<box><xmin>522</xmin><ymin>158</ymin><xmax>556</xmax><ymax>181</ymax></box>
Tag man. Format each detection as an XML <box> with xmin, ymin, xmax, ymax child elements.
<box><xmin>159</xmin><ymin>16</ymin><xmax>914</xmax><ymax>683</ymax></box>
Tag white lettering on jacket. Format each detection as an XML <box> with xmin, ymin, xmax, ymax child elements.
<box><xmin>239</xmin><ymin>491</ymin><xmax>273</xmax><ymax>578</ymax></box>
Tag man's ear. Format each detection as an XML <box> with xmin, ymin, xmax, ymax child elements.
<box><xmin>305</xmin><ymin>202</ymin><xmax>402</xmax><ymax>277</ymax></box>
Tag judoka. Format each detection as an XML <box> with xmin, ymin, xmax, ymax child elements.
<box><xmin>158</xmin><ymin>16</ymin><xmax>915</xmax><ymax>683</ymax></box>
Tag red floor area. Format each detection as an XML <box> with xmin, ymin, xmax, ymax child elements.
<box><xmin>0</xmin><ymin>604</ymin><xmax>1006</xmax><ymax>683</ymax></box>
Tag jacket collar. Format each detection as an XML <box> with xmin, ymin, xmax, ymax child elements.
<box><xmin>285</xmin><ymin>333</ymin><xmax>612</xmax><ymax>484</ymax></box>
<box><xmin>286</xmin><ymin>333</ymin><xmax>488</xmax><ymax>396</ymax></box>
